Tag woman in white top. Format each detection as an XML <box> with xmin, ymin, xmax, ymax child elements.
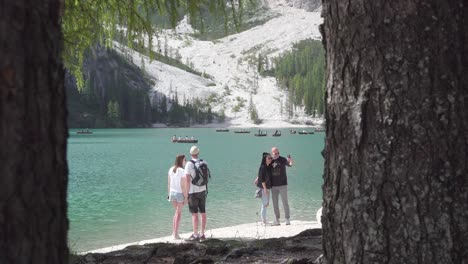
<box><xmin>167</xmin><ymin>154</ymin><xmax>187</xmax><ymax>239</ymax></box>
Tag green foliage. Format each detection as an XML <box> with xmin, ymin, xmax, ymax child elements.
<box><xmin>65</xmin><ymin>48</ymin><xmax>153</xmax><ymax>128</ymax></box>
<box><xmin>156</xmin><ymin>94</ymin><xmax>223</xmax><ymax>126</ymax></box>
<box><xmin>269</xmin><ymin>39</ymin><xmax>325</xmax><ymax>116</ymax></box>
<box><xmin>62</xmin><ymin>0</ymin><xmax>159</xmax><ymax>89</ymax></box>
<box><xmin>249</xmin><ymin>95</ymin><xmax>261</xmax><ymax>124</ymax></box>
<box><xmin>206</xmin><ymin>93</ymin><xmax>219</xmax><ymax>104</ymax></box>
<box><xmin>189</xmin><ymin>1</ymin><xmax>273</xmax><ymax>41</ymax></box>
<box><xmin>233</xmin><ymin>96</ymin><xmax>246</xmax><ymax>112</ymax></box>
<box><xmin>233</xmin><ymin>105</ymin><xmax>241</xmax><ymax>113</ymax></box>
<box><xmin>114</xmin><ymin>31</ymin><xmax>207</xmax><ymax>77</ymax></box>
<box><xmin>223</xmin><ymin>85</ymin><xmax>231</xmax><ymax>96</ymax></box>
<box><xmin>218</xmin><ymin>109</ymin><xmax>226</xmax><ymax>123</ymax></box>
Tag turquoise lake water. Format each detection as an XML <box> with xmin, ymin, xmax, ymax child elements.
<box><xmin>67</xmin><ymin>128</ymin><xmax>324</xmax><ymax>252</ymax></box>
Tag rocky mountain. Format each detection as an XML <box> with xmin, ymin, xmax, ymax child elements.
<box><xmin>115</xmin><ymin>0</ymin><xmax>324</xmax><ymax>127</ymax></box>
<box><xmin>66</xmin><ymin>46</ymin><xmax>158</xmax><ymax>128</ymax></box>
<box><xmin>66</xmin><ymin>0</ymin><xmax>324</xmax><ymax>128</ymax></box>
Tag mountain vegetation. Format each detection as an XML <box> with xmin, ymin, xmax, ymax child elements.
<box><xmin>262</xmin><ymin>39</ymin><xmax>325</xmax><ymax>117</ymax></box>
<box><xmin>66</xmin><ymin>46</ymin><xmax>153</xmax><ymax>128</ymax></box>
<box><xmin>66</xmin><ymin>46</ymin><xmax>218</xmax><ymax>128</ymax></box>
<box><xmin>189</xmin><ymin>1</ymin><xmax>275</xmax><ymax>40</ymax></box>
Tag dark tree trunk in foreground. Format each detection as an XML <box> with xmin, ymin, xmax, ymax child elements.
<box><xmin>0</xmin><ymin>1</ymin><xmax>68</xmax><ymax>263</ymax></box>
<box><xmin>321</xmin><ymin>1</ymin><xmax>467</xmax><ymax>263</ymax></box>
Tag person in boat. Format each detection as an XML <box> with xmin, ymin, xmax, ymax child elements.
<box><xmin>191</xmin><ymin>136</ymin><xmax>194</xmax><ymax>140</ymax></box>
<box><xmin>254</xmin><ymin>152</ymin><xmax>273</xmax><ymax>225</ymax></box>
<box><xmin>185</xmin><ymin>136</ymin><xmax>189</xmax><ymax>140</ymax></box>
<box><xmin>172</xmin><ymin>135</ymin><xmax>177</xmax><ymax>141</ymax></box>
<box><xmin>167</xmin><ymin>154</ymin><xmax>187</xmax><ymax>239</ymax></box>
<box><xmin>270</xmin><ymin>146</ymin><xmax>294</xmax><ymax>226</ymax></box>
<box><xmin>178</xmin><ymin>136</ymin><xmax>181</xmax><ymax>141</ymax></box>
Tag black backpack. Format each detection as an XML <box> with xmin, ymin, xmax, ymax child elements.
<box><xmin>189</xmin><ymin>159</ymin><xmax>211</xmax><ymax>186</ymax></box>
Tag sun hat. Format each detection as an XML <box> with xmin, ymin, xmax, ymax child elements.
<box><xmin>190</xmin><ymin>146</ymin><xmax>199</xmax><ymax>155</ymax></box>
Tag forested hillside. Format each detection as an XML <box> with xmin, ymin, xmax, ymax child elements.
<box><xmin>264</xmin><ymin>39</ymin><xmax>325</xmax><ymax>116</ymax></box>
<box><xmin>66</xmin><ymin>46</ymin><xmax>216</xmax><ymax>128</ymax></box>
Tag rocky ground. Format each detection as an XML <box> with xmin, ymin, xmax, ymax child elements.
<box><xmin>71</xmin><ymin>229</ymin><xmax>323</xmax><ymax>264</ymax></box>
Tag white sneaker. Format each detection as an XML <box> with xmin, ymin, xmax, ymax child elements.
<box><xmin>271</xmin><ymin>219</ymin><xmax>281</xmax><ymax>226</ymax></box>
<box><xmin>285</xmin><ymin>219</ymin><xmax>291</xmax><ymax>225</ymax></box>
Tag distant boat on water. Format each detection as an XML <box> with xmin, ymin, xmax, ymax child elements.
<box><xmin>76</xmin><ymin>129</ymin><xmax>93</xmax><ymax>134</ymax></box>
<box><xmin>216</xmin><ymin>129</ymin><xmax>229</xmax><ymax>132</ymax></box>
<box><xmin>172</xmin><ymin>138</ymin><xmax>198</xmax><ymax>143</ymax></box>
<box><xmin>298</xmin><ymin>130</ymin><xmax>314</xmax><ymax>135</ymax></box>
<box><xmin>272</xmin><ymin>130</ymin><xmax>282</xmax><ymax>137</ymax></box>
<box><xmin>234</xmin><ymin>129</ymin><xmax>250</xmax><ymax>134</ymax></box>
<box><xmin>171</xmin><ymin>135</ymin><xmax>198</xmax><ymax>143</ymax></box>
<box><xmin>254</xmin><ymin>130</ymin><xmax>267</xmax><ymax>137</ymax></box>
<box><xmin>289</xmin><ymin>130</ymin><xmax>297</xmax><ymax>134</ymax></box>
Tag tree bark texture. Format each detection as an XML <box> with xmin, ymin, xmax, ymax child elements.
<box><xmin>0</xmin><ymin>1</ymin><xmax>68</xmax><ymax>263</ymax></box>
<box><xmin>321</xmin><ymin>1</ymin><xmax>467</xmax><ymax>263</ymax></box>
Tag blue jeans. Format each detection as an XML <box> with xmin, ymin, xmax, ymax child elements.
<box><xmin>260</xmin><ymin>189</ymin><xmax>270</xmax><ymax>222</ymax></box>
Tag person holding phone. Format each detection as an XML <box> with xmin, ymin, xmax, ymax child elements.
<box><xmin>270</xmin><ymin>146</ymin><xmax>293</xmax><ymax>225</ymax></box>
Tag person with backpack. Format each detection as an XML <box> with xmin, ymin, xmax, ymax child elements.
<box><xmin>183</xmin><ymin>145</ymin><xmax>210</xmax><ymax>242</ymax></box>
<box><xmin>254</xmin><ymin>152</ymin><xmax>273</xmax><ymax>225</ymax></box>
<box><xmin>167</xmin><ymin>154</ymin><xmax>187</xmax><ymax>239</ymax></box>
<box><xmin>270</xmin><ymin>146</ymin><xmax>294</xmax><ymax>226</ymax></box>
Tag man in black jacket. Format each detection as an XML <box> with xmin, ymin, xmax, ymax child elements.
<box><xmin>270</xmin><ymin>146</ymin><xmax>294</xmax><ymax>225</ymax></box>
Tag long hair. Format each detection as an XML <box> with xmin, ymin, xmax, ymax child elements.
<box><xmin>258</xmin><ymin>152</ymin><xmax>271</xmax><ymax>174</ymax></box>
<box><xmin>173</xmin><ymin>154</ymin><xmax>185</xmax><ymax>173</ymax></box>
<box><xmin>260</xmin><ymin>152</ymin><xmax>270</xmax><ymax>166</ymax></box>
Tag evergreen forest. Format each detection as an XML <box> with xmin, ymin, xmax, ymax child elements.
<box><xmin>262</xmin><ymin>39</ymin><xmax>325</xmax><ymax>117</ymax></box>
<box><xmin>66</xmin><ymin>48</ymin><xmax>217</xmax><ymax>128</ymax></box>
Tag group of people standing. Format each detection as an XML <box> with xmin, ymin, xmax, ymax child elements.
<box><xmin>167</xmin><ymin>145</ymin><xmax>294</xmax><ymax>241</ymax></box>
<box><xmin>255</xmin><ymin>147</ymin><xmax>294</xmax><ymax>225</ymax></box>
<box><xmin>167</xmin><ymin>145</ymin><xmax>207</xmax><ymax>241</ymax></box>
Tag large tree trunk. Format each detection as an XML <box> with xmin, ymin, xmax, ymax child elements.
<box><xmin>321</xmin><ymin>1</ymin><xmax>467</xmax><ymax>263</ymax></box>
<box><xmin>0</xmin><ymin>1</ymin><xmax>68</xmax><ymax>263</ymax></box>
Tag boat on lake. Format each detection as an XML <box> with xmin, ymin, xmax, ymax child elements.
<box><xmin>172</xmin><ymin>138</ymin><xmax>198</xmax><ymax>143</ymax></box>
<box><xmin>76</xmin><ymin>129</ymin><xmax>93</xmax><ymax>134</ymax></box>
<box><xmin>298</xmin><ymin>130</ymin><xmax>314</xmax><ymax>135</ymax></box>
<box><xmin>234</xmin><ymin>129</ymin><xmax>251</xmax><ymax>134</ymax></box>
<box><xmin>171</xmin><ymin>135</ymin><xmax>198</xmax><ymax>143</ymax></box>
<box><xmin>289</xmin><ymin>129</ymin><xmax>297</xmax><ymax>134</ymax></box>
<box><xmin>254</xmin><ymin>130</ymin><xmax>267</xmax><ymax>137</ymax></box>
<box><xmin>216</xmin><ymin>129</ymin><xmax>229</xmax><ymax>132</ymax></box>
<box><xmin>272</xmin><ymin>130</ymin><xmax>282</xmax><ymax>137</ymax></box>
